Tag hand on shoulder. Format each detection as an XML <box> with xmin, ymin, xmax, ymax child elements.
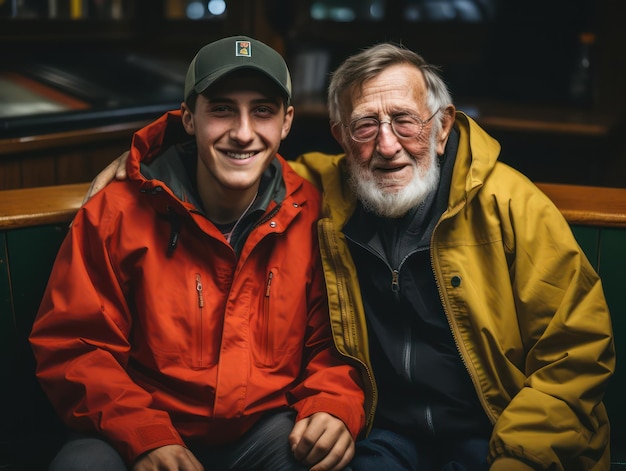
<box><xmin>82</xmin><ymin>150</ymin><xmax>130</xmax><ymax>204</ymax></box>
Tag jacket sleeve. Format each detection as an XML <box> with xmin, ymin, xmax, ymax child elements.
<box><xmin>487</xmin><ymin>177</ymin><xmax>614</xmax><ymax>468</ymax></box>
<box><xmin>285</xmin><ymin>238</ymin><xmax>366</xmax><ymax>440</ymax></box>
<box><xmin>29</xmin><ymin>197</ymin><xmax>185</xmax><ymax>465</ymax></box>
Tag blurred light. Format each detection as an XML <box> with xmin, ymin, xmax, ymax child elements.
<box><xmin>310</xmin><ymin>2</ymin><xmax>328</xmax><ymax>20</ymax></box>
<box><xmin>422</xmin><ymin>0</ymin><xmax>455</xmax><ymax>21</ymax></box>
<box><xmin>452</xmin><ymin>0</ymin><xmax>482</xmax><ymax>22</ymax></box>
<box><xmin>186</xmin><ymin>1</ymin><xmax>205</xmax><ymax>19</ymax></box>
<box><xmin>404</xmin><ymin>6</ymin><xmax>422</xmax><ymax>21</ymax></box>
<box><xmin>329</xmin><ymin>7</ymin><xmax>355</xmax><ymax>22</ymax></box>
<box><xmin>310</xmin><ymin>1</ymin><xmax>386</xmax><ymax>22</ymax></box>
<box><xmin>207</xmin><ymin>0</ymin><xmax>226</xmax><ymax>16</ymax></box>
<box><xmin>370</xmin><ymin>1</ymin><xmax>384</xmax><ymax>20</ymax></box>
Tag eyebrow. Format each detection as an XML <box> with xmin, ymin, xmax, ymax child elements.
<box><xmin>352</xmin><ymin>109</ymin><xmax>418</xmax><ymax>119</ymax></box>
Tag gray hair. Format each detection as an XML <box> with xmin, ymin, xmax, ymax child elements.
<box><xmin>327</xmin><ymin>43</ymin><xmax>453</xmax><ymax>131</ymax></box>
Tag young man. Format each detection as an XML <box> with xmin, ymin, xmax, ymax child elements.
<box><xmin>86</xmin><ymin>42</ymin><xmax>615</xmax><ymax>470</ymax></box>
<box><xmin>29</xmin><ymin>36</ymin><xmax>364</xmax><ymax>471</ymax></box>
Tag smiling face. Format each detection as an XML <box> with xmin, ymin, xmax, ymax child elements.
<box><xmin>181</xmin><ymin>71</ymin><xmax>293</xmax><ymax>220</ymax></box>
<box><xmin>332</xmin><ymin>63</ymin><xmax>453</xmax><ymax>218</ymax></box>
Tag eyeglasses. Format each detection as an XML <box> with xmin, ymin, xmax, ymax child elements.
<box><xmin>343</xmin><ymin>110</ymin><xmax>440</xmax><ymax>143</ymax></box>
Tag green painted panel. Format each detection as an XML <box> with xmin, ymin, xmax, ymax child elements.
<box><xmin>0</xmin><ymin>232</ymin><xmax>15</xmax><ymax>355</ymax></box>
<box><xmin>571</xmin><ymin>225</ymin><xmax>600</xmax><ymax>271</ymax></box>
<box><xmin>597</xmin><ymin>228</ymin><xmax>626</xmax><ymax>451</ymax></box>
<box><xmin>7</xmin><ymin>224</ymin><xmax>69</xmax><ymax>340</ymax></box>
<box><xmin>0</xmin><ymin>230</ymin><xmax>17</xmax><ymax>397</ymax></box>
<box><xmin>1</xmin><ymin>224</ymin><xmax>69</xmax><ymax>469</ymax></box>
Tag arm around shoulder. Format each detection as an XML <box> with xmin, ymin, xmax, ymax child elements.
<box><xmin>82</xmin><ymin>150</ymin><xmax>130</xmax><ymax>204</ymax></box>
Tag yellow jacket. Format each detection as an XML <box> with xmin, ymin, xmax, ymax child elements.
<box><xmin>290</xmin><ymin>113</ymin><xmax>615</xmax><ymax>470</ymax></box>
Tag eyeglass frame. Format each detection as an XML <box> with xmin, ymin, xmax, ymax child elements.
<box><xmin>341</xmin><ymin>109</ymin><xmax>441</xmax><ymax>143</ymax></box>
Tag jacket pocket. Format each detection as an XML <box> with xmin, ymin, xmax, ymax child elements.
<box><xmin>259</xmin><ymin>270</ymin><xmax>275</xmax><ymax>367</ymax></box>
<box><xmin>194</xmin><ymin>272</ymin><xmax>217</xmax><ymax>367</ymax></box>
<box><xmin>253</xmin><ymin>268</ymin><xmax>303</xmax><ymax>369</ymax></box>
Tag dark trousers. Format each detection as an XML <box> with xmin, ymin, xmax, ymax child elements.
<box><xmin>350</xmin><ymin>428</ymin><xmax>489</xmax><ymax>471</ymax></box>
<box><xmin>48</xmin><ymin>410</ymin><xmax>308</xmax><ymax>471</ymax></box>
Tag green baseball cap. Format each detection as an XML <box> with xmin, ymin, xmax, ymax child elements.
<box><xmin>184</xmin><ymin>35</ymin><xmax>292</xmax><ymax>103</ymax></box>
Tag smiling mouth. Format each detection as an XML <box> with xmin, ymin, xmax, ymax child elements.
<box><xmin>226</xmin><ymin>151</ymin><xmax>257</xmax><ymax>160</ymax></box>
<box><xmin>376</xmin><ymin>165</ymin><xmax>405</xmax><ymax>173</ymax></box>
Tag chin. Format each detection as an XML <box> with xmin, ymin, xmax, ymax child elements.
<box><xmin>377</xmin><ymin>179</ymin><xmax>411</xmax><ymax>193</ymax></box>
<box><xmin>348</xmin><ymin>159</ymin><xmax>440</xmax><ymax>219</ymax></box>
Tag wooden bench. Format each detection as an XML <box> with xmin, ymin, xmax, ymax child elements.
<box><xmin>1</xmin><ymin>182</ymin><xmax>625</xmax><ymax>470</ymax></box>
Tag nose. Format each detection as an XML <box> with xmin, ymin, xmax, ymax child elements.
<box><xmin>230</xmin><ymin>114</ymin><xmax>254</xmax><ymax>144</ymax></box>
<box><xmin>375</xmin><ymin>121</ymin><xmax>401</xmax><ymax>158</ymax></box>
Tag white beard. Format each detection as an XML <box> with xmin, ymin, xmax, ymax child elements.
<box><xmin>347</xmin><ymin>136</ymin><xmax>441</xmax><ymax>219</ymax></box>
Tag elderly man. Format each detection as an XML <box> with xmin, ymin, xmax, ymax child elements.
<box><xmin>85</xmin><ymin>41</ymin><xmax>615</xmax><ymax>471</ymax></box>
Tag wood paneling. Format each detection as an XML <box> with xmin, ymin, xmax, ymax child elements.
<box><xmin>536</xmin><ymin>183</ymin><xmax>626</xmax><ymax>228</ymax></box>
<box><xmin>0</xmin><ymin>121</ymin><xmax>145</xmax><ymax>190</ymax></box>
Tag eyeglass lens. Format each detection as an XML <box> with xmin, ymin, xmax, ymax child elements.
<box><xmin>350</xmin><ymin>115</ymin><xmax>424</xmax><ymax>142</ymax></box>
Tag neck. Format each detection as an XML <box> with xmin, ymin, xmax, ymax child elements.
<box><xmin>200</xmin><ymin>184</ymin><xmax>259</xmax><ymax>225</ymax></box>
<box><xmin>195</xmin><ymin>153</ymin><xmax>263</xmax><ymax>224</ymax></box>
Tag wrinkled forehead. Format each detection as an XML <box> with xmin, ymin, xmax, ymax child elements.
<box><xmin>344</xmin><ymin>65</ymin><xmax>428</xmax><ymax>118</ymax></box>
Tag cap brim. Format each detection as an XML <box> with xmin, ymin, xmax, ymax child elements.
<box><xmin>192</xmin><ymin>64</ymin><xmax>291</xmax><ymax>101</ymax></box>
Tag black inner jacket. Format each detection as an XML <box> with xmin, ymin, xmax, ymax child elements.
<box><xmin>344</xmin><ymin>128</ymin><xmax>493</xmax><ymax>439</ymax></box>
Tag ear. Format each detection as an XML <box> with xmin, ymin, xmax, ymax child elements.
<box><xmin>181</xmin><ymin>102</ymin><xmax>195</xmax><ymax>135</ymax></box>
<box><xmin>281</xmin><ymin>105</ymin><xmax>295</xmax><ymax>140</ymax></box>
<box><xmin>330</xmin><ymin>121</ymin><xmax>347</xmax><ymax>151</ymax></box>
<box><xmin>436</xmin><ymin>105</ymin><xmax>456</xmax><ymax>156</ymax></box>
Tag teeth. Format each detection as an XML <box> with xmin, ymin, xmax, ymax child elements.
<box><xmin>227</xmin><ymin>151</ymin><xmax>255</xmax><ymax>160</ymax></box>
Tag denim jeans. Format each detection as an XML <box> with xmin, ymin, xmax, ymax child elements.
<box><xmin>350</xmin><ymin>427</ymin><xmax>489</xmax><ymax>471</ymax></box>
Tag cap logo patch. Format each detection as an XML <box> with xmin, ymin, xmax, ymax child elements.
<box><xmin>236</xmin><ymin>41</ymin><xmax>251</xmax><ymax>57</ymax></box>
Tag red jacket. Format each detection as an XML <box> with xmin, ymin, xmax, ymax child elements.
<box><xmin>29</xmin><ymin>111</ymin><xmax>365</xmax><ymax>465</ymax></box>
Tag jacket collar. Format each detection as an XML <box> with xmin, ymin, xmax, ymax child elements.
<box><xmin>447</xmin><ymin>112</ymin><xmax>501</xmax><ymax>211</ymax></box>
<box><xmin>126</xmin><ymin>109</ymin><xmax>297</xmax><ymax>212</ymax></box>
